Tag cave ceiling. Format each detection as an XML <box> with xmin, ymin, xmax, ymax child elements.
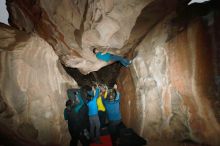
<box><xmin>5</xmin><ymin>0</ymin><xmax>188</xmax><ymax>74</ymax></box>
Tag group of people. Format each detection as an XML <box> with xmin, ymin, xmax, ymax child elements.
<box><xmin>63</xmin><ymin>48</ymin><xmax>133</xmax><ymax>146</ymax></box>
<box><xmin>64</xmin><ymin>83</ymin><xmax>122</xmax><ymax>146</ymax></box>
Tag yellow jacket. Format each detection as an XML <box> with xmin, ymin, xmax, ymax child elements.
<box><xmin>97</xmin><ymin>91</ymin><xmax>107</xmax><ymax>112</ymax></box>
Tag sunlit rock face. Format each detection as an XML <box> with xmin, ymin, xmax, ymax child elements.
<box><xmin>6</xmin><ymin>0</ymin><xmax>178</xmax><ymax>74</ymax></box>
<box><xmin>0</xmin><ymin>23</ymin><xmax>77</xmax><ymax>146</ymax></box>
<box><xmin>118</xmin><ymin>12</ymin><xmax>220</xmax><ymax>145</ymax></box>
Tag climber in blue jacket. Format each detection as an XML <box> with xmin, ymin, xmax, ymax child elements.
<box><xmin>93</xmin><ymin>47</ymin><xmax>132</xmax><ymax>67</ymax></box>
<box><xmin>102</xmin><ymin>84</ymin><xmax>121</xmax><ymax>123</ymax></box>
<box><xmin>102</xmin><ymin>84</ymin><xmax>122</xmax><ymax>145</ymax></box>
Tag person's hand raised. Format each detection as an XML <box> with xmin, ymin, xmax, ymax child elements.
<box><xmin>113</xmin><ymin>84</ymin><xmax>117</xmax><ymax>89</ymax></box>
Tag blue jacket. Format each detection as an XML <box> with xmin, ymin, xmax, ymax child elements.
<box><xmin>103</xmin><ymin>91</ymin><xmax>121</xmax><ymax>121</ymax></box>
<box><xmin>96</xmin><ymin>52</ymin><xmax>111</xmax><ymax>62</ymax></box>
<box><xmin>87</xmin><ymin>88</ymin><xmax>100</xmax><ymax>116</ymax></box>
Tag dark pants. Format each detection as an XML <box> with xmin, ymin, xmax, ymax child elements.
<box><xmin>98</xmin><ymin>111</ymin><xmax>106</xmax><ymax>128</ymax></box>
<box><xmin>108</xmin><ymin>120</ymin><xmax>121</xmax><ymax>146</ymax></box>
<box><xmin>69</xmin><ymin>132</ymin><xmax>89</xmax><ymax>146</ymax></box>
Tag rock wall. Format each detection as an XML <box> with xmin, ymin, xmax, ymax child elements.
<box><xmin>118</xmin><ymin>13</ymin><xmax>220</xmax><ymax>145</ymax></box>
<box><xmin>0</xmin><ymin>23</ymin><xmax>76</xmax><ymax>146</ymax></box>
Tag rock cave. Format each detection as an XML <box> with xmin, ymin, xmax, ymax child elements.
<box><xmin>0</xmin><ymin>0</ymin><xmax>220</xmax><ymax>146</ymax></box>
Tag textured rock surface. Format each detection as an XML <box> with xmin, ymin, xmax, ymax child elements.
<box><xmin>1</xmin><ymin>0</ymin><xmax>220</xmax><ymax>146</ymax></box>
<box><xmin>6</xmin><ymin>0</ymin><xmax>178</xmax><ymax>73</ymax></box>
<box><xmin>0</xmin><ymin>23</ymin><xmax>77</xmax><ymax>146</ymax></box>
<box><xmin>118</xmin><ymin>12</ymin><xmax>220</xmax><ymax>145</ymax></box>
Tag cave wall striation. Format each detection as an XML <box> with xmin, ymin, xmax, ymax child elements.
<box><xmin>118</xmin><ymin>12</ymin><xmax>220</xmax><ymax>145</ymax></box>
<box><xmin>0</xmin><ymin>23</ymin><xmax>77</xmax><ymax>146</ymax></box>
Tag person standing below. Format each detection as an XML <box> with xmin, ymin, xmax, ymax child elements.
<box><xmin>86</xmin><ymin>85</ymin><xmax>101</xmax><ymax>143</ymax></box>
<box><xmin>97</xmin><ymin>84</ymin><xmax>108</xmax><ymax>129</ymax></box>
<box><xmin>93</xmin><ymin>48</ymin><xmax>132</xmax><ymax>67</ymax></box>
<box><xmin>64</xmin><ymin>88</ymin><xmax>90</xmax><ymax>146</ymax></box>
<box><xmin>102</xmin><ymin>84</ymin><xmax>122</xmax><ymax>146</ymax></box>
